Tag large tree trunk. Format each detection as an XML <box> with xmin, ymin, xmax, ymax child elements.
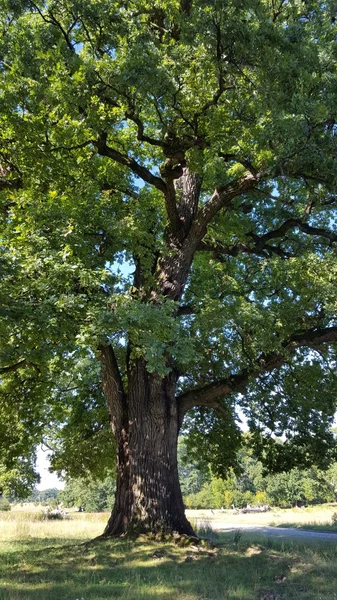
<box><xmin>102</xmin><ymin>169</ymin><xmax>200</xmax><ymax>537</ymax></box>
<box><xmin>103</xmin><ymin>358</ymin><xmax>195</xmax><ymax>537</ymax></box>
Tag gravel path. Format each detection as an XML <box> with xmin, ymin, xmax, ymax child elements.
<box><xmin>212</xmin><ymin>521</ymin><xmax>337</xmax><ymax>542</ymax></box>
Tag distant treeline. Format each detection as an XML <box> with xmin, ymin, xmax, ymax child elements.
<box><xmin>181</xmin><ymin>455</ymin><xmax>337</xmax><ymax>510</ymax></box>
<box><xmin>24</xmin><ymin>488</ymin><xmax>59</xmax><ymax>503</ymax></box>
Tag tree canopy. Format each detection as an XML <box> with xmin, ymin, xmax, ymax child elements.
<box><xmin>1</xmin><ymin>0</ymin><xmax>337</xmax><ymax>533</ymax></box>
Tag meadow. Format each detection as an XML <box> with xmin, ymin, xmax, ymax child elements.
<box><xmin>186</xmin><ymin>503</ymin><xmax>337</xmax><ymax>531</ymax></box>
<box><xmin>0</xmin><ymin>506</ymin><xmax>337</xmax><ymax>599</ymax></box>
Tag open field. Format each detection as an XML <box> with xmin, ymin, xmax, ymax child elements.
<box><xmin>186</xmin><ymin>503</ymin><xmax>337</xmax><ymax>531</ymax></box>
<box><xmin>1</xmin><ymin>508</ymin><xmax>337</xmax><ymax>599</ymax></box>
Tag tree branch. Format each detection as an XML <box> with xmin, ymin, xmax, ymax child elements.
<box><xmin>192</xmin><ymin>20</ymin><xmax>233</xmax><ymax>133</ymax></box>
<box><xmin>96</xmin><ymin>132</ymin><xmax>167</xmax><ymax>194</ymax></box>
<box><xmin>249</xmin><ymin>219</ymin><xmax>337</xmax><ymax>247</ymax></box>
<box><xmin>125</xmin><ymin>109</ymin><xmax>165</xmax><ymax>149</ymax></box>
<box><xmin>176</xmin><ymin>303</ymin><xmax>196</xmax><ymax>316</ymax></box>
<box><xmin>272</xmin><ymin>0</ymin><xmax>287</xmax><ymax>22</ymax></box>
<box><xmin>43</xmin><ymin>140</ymin><xmax>95</xmax><ymax>153</ymax></box>
<box><xmin>177</xmin><ymin>325</ymin><xmax>337</xmax><ymax>420</ymax></box>
<box><xmin>29</xmin><ymin>2</ymin><xmax>75</xmax><ymax>52</ymax></box>
<box><xmin>100</xmin><ymin>182</ymin><xmax>138</xmax><ymax>199</ymax></box>
<box><xmin>252</xmin><ymin>187</ymin><xmax>288</xmax><ymax>204</ymax></box>
<box><xmin>164</xmin><ymin>178</ymin><xmax>184</xmax><ymax>239</ymax></box>
<box><xmin>180</xmin><ymin>0</ymin><xmax>192</xmax><ymax>16</ymax></box>
<box><xmin>0</xmin><ymin>359</ymin><xmax>27</xmax><ymax>375</ymax></box>
<box><xmin>188</xmin><ymin>172</ymin><xmax>260</xmax><ymax>243</ymax></box>
<box><xmin>198</xmin><ymin>239</ymin><xmax>290</xmax><ymax>260</ymax></box>
<box><xmin>197</xmin><ymin>217</ymin><xmax>336</xmax><ymax>262</ymax></box>
<box><xmin>97</xmin><ymin>132</ymin><xmax>190</xmax><ymax>238</ymax></box>
<box><xmin>275</xmin><ymin>164</ymin><xmax>329</xmax><ymax>186</ymax></box>
<box><xmin>99</xmin><ymin>344</ymin><xmax>125</xmax><ymax>436</ymax></box>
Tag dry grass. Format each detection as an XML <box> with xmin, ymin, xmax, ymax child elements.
<box><xmin>0</xmin><ymin>517</ymin><xmax>103</xmax><ymax>543</ymax></box>
<box><xmin>186</xmin><ymin>503</ymin><xmax>337</xmax><ymax>528</ymax></box>
<box><xmin>0</xmin><ymin>511</ymin><xmax>109</xmax><ymax>543</ymax></box>
<box><xmin>10</xmin><ymin>503</ymin><xmax>44</xmax><ymax>513</ymax></box>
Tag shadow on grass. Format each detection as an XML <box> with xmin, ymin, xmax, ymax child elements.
<box><xmin>1</xmin><ymin>533</ymin><xmax>337</xmax><ymax>599</ymax></box>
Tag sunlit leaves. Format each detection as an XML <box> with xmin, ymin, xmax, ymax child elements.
<box><xmin>0</xmin><ymin>0</ymin><xmax>337</xmax><ymax>492</ymax></box>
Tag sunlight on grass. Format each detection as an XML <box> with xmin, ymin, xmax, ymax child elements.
<box><xmin>1</xmin><ymin>508</ymin><xmax>337</xmax><ymax>599</ymax></box>
<box><xmin>0</xmin><ymin>515</ymin><xmax>104</xmax><ymax>543</ymax></box>
<box><xmin>186</xmin><ymin>503</ymin><xmax>337</xmax><ymax>528</ymax></box>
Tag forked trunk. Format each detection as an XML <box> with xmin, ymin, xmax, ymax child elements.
<box><xmin>103</xmin><ymin>359</ymin><xmax>195</xmax><ymax>537</ymax></box>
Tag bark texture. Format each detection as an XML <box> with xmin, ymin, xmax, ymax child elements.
<box><xmin>103</xmin><ymin>358</ymin><xmax>194</xmax><ymax>537</ymax></box>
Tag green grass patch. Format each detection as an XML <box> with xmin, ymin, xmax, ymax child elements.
<box><xmin>1</xmin><ymin>518</ymin><xmax>337</xmax><ymax>599</ymax></box>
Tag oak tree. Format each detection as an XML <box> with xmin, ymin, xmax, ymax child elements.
<box><xmin>1</xmin><ymin>0</ymin><xmax>337</xmax><ymax>536</ymax></box>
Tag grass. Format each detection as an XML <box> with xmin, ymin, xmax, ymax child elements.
<box><xmin>186</xmin><ymin>503</ymin><xmax>337</xmax><ymax>528</ymax></box>
<box><xmin>1</xmin><ymin>509</ymin><xmax>337</xmax><ymax>599</ymax></box>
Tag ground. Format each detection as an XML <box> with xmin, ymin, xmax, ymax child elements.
<box><xmin>1</xmin><ymin>506</ymin><xmax>337</xmax><ymax>599</ymax></box>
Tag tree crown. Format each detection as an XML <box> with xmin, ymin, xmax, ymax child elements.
<box><xmin>1</xmin><ymin>0</ymin><xmax>337</xmax><ymax>492</ymax></box>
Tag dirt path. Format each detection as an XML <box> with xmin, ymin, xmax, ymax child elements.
<box><xmin>212</xmin><ymin>521</ymin><xmax>337</xmax><ymax>542</ymax></box>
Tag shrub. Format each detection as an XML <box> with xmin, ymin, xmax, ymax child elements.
<box><xmin>231</xmin><ymin>490</ymin><xmax>255</xmax><ymax>508</ymax></box>
<box><xmin>331</xmin><ymin>512</ymin><xmax>337</xmax><ymax>526</ymax></box>
<box><xmin>0</xmin><ymin>498</ymin><xmax>11</xmax><ymax>512</ymax></box>
<box><xmin>46</xmin><ymin>512</ymin><xmax>63</xmax><ymax>520</ymax></box>
<box><xmin>223</xmin><ymin>490</ymin><xmax>234</xmax><ymax>508</ymax></box>
<box><xmin>255</xmin><ymin>491</ymin><xmax>269</xmax><ymax>505</ymax></box>
<box><xmin>184</xmin><ymin>483</ymin><xmax>214</xmax><ymax>509</ymax></box>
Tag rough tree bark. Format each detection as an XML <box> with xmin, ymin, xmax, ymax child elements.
<box><xmin>102</xmin><ymin>357</ymin><xmax>195</xmax><ymax>537</ymax></box>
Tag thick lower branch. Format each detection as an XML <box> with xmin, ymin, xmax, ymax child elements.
<box><xmin>198</xmin><ymin>215</ymin><xmax>337</xmax><ymax>261</ymax></box>
<box><xmin>177</xmin><ymin>369</ymin><xmax>250</xmax><ymax>424</ymax></box>
<box><xmin>177</xmin><ymin>325</ymin><xmax>337</xmax><ymax>420</ymax></box>
<box><xmin>0</xmin><ymin>359</ymin><xmax>27</xmax><ymax>375</ymax></box>
<box><xmin>198</xmin><ymin>239</ymin><xmax>290</xmax><ymax>260</ymax></box>
<box><xmin>250</xmin><ymin>218</ymin><xmax>337</xmax><ymax>247</ymax></box>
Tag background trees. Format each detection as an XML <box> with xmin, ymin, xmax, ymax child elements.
<box><xmin>181</xmin><ymin>441</ymin><xmax>335</xmax><ymax>509</ymax></box>
<box><xmin>58</xmin><ymin>477</ymin><xmax>115</xmax><ymax>512</ymax></box>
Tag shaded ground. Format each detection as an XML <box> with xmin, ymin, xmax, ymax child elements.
<box><xmin>1</xmin><ymin>533</ymin><xmax>337</xmax><ymax>599</ymax></box>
